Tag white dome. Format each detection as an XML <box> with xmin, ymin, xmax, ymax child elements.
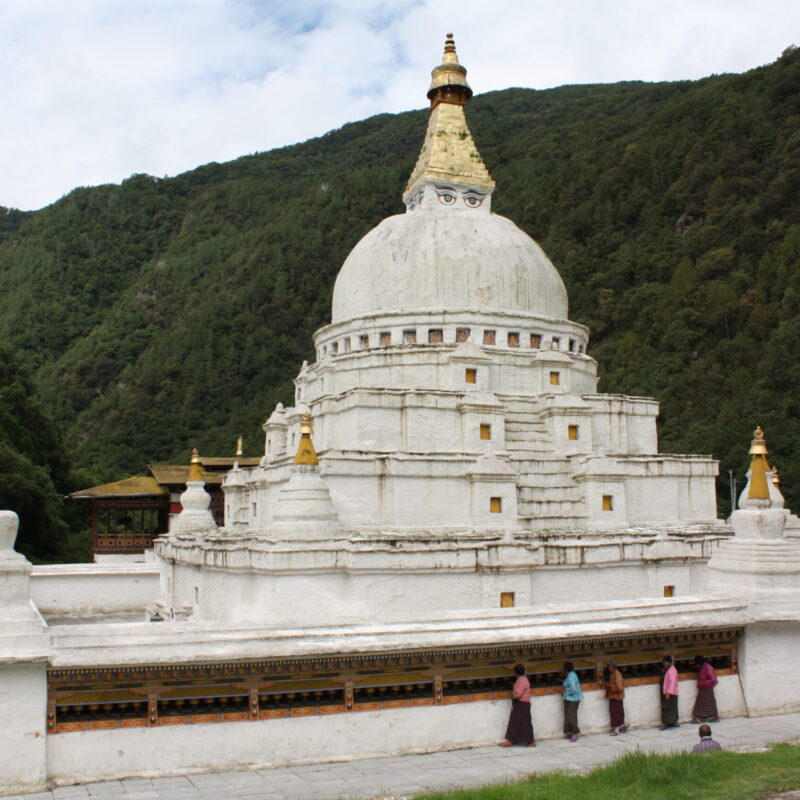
<box><xmin>331</xmin><ymin>208</ymin><xmax>569</xmax><ymax>323</ymax></box>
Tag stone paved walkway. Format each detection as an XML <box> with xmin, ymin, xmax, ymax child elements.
<box><xmin>10</xmin><ymin>712</ymin><xmax>800</xmax><ymax>800</ymax></box>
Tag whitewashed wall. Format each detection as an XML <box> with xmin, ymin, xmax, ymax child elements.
<box><xmin>31</xmin><ymin>564</ymin><xmax>159</xmax><ymax>616</ymax></box>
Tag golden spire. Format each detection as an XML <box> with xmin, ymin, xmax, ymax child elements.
<box><xmin>428</xmin><ymin>33</ymin><xmax>472</xmax><ymax>103</ymax></box>
<box><xmin>747</xmin><ymin>426</ymin><xmax>771</xmax><ymax>500</ymax></box>
<box><xmin>235</xmin><ymin>435</ymin><xmax>243</xmax><ymax>457</ymax></box>
<box><xmin>403</xmin><ymin>33</ymin><xmax>495</xmax><ymax>204</ymax></box>
<box><xmin>772</xmin><ymin>465</ymin><xmax>781</xmax><ymax>487</ymax></box>
<box><xmin>188</xmin><ymin>447</ymin><xmax>203</xmax><ymax>481</ymax></box>
<box><xmin>294</xmin><ymin>413</ymin><xmax>318</xmax><ymax>466</ymax></box>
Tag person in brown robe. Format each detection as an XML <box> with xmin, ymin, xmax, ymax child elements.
<box><xmin>606</xmin><ymin>660</ymin><xmax>629</xmax><ymax>735</ymax></box>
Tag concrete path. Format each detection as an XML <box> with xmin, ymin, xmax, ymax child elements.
<box><xmin>10</xmin><ymin>712</ymin><xmax>800</xmax><ymax>800</ymax></box>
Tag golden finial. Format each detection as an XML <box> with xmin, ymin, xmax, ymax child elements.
<box><xmin>428</xmin><ymin>32</ymin><xmax>472</xmax><ymax>103</ymax></box>
<box><xmin>747</xmin><ymin>426</ymin><xmax>771</xmax><ymax>500</ymax></box>
<box><xmin>188</xmin><ymin>447</ymin><xmax>203</xmax><ymax>481</ymax></box>
<box><xmin>294</xmin><ymin>413</ymin><xmax>318</xmax><ymax>466</ymax></box>
<box><xmin>235</xmin><ymin>435</ymin><xmax>243</xmax><ymax>457</ymax></box>
<box><xmin>772</xmin><ymin>465</ymin><xmax>781</xmax><ymax>487</ymax></box>
<box><xmin>403</xmin><ymin>34</ymin><xmax>494</xmax><ymax>204</ymax></box>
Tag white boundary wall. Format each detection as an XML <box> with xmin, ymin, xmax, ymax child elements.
<box><xmin>31</xmin><ymin>564</ymin><xmax>159</xmax><ymax>617</ymax></box>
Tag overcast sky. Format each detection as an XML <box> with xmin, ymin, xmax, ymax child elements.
<box><xmin>2</xmin><ymin>0</ymin><xmax>797</xmax><ymax>211</ymax></box>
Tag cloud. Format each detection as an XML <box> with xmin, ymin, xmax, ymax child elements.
<box><xmin>1</xmin><ymin>0</ymin><xmax>797</xmax><ymax>210</ymax></box>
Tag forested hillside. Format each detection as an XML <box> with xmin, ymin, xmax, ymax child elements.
<box><xmin>1</xmin><ymin>47</ymin><xmax>798</xmax><ymax>559</ymax></box>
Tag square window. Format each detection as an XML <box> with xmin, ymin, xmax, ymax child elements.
<box><xmin>549</xmin><ymin>371</ymin><xmax>560</xmax><ymax>385</ymax></box>
<box><xmin>483</xmin><ymin>330</ymin><xmax>496</xmax><ymax>345</ymax></box>
<box><xmin>465</xmin><ymin>368</ymin><xmax>477</xmax><ymax>384</ymax></box>
<box><xmin>403</xmin><ymin>329</ymin><xmax>417</xmax><ymax>344</ymax></box>
<box><xmin>360</xmin><ymin>334</ymin><xmax>370</xmax><ymax>348</ymax></box>
<box><xmin>456</xmin><ymin>327</ymin><xmax>471</xmax><ymax>343</ymax></box>
<box><xmin>480</xmin><ymin>424</ymin><xmax>491</xmax><ymax>440</ymax></box>
<box><xmin>602</xmin><ymin>495</ymin><xmax>614</xmax><ymax>511</ymax></box>
<box><xmin>507</xmin><ymin>332</ymin><xmax>520</xmax><ymax>347</ymax></box>
<box><xmin>500</xmin><ymin>591</ymin><xmax>515</xmax><ymax>608</ymax></box>
<box><xmin>490</xmin><ymin>496</ymin><xmax>502</xmax><ymax>513</ymax></box>
<box><xmin>428</xmin><ymin>328</ymin><xmax>443</xmax><ymax>344</ymax></box>
<box><xmin>552</xmin><ymin>336</ymin><xmax>561</xmax><ymax>348</ymax></box>
<box><xmin>530</xmin><ymin>334</ymin><xmax>541</xmax><ymax>348</ymax></box>
<box><xmin>568</xmin><ymin>338</ymin><xmax>575</xmax><ymax>352</ymax></box>
<box><xmin>379</xmin><ymin>332</ymin><xmax>392</xmax><ymax>346</ymax></box>
<box><xmin>568</xmin><ymin>424</ymin><xmax>579</xmax><ymax>440</ymax></box>
<box><xmin>331</xmin><ymin>341</ymin><xmax>339</xmax><ymax>354</ymax></box>
<box><xmin>663</xmin><ymin>585</ymin><xmax>675</xmax><ymax>597</ymax></box>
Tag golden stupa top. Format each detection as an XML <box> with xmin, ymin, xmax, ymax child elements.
<box><xmin>403</xmin><ymin>34</ymin><xmax>495</xmax><ymax>204</ymax></box>
<box><xmin>187</xmin><ymin>447</ymin><xmax>204</xmax><ymax>482</ymax></box>
<box><xmin>428</xmin><ymin>33</ymin><xmax>472</xmax><ymax>98</ymax></box>
<box><xmin>746</xmin><ymin>426</ymin><xmax>771</xmax><ymax>500</ymax></box>
<box><xmin>294</xmin><ymin>413</ymin><xmax>319</xmax><ymax>466</ymax></box>
<box><xmin>235</xmin><ymin>436</ymin><xmax>244</xmax><ymax>457</ymax></box>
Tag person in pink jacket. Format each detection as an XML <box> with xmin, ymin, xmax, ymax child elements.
<box><xmin>660</xmin><ymin>655</ymin><xmax>680</xmax><ymax>729</ymax></box>
<box><xmin>692</xmin><ymin>655</ymin><xmax>720</xmax><ymax>723</ymax></box>
<box><xmin>499</xmin><ymin>664</ymin><xmax>536</xmax><ymax>747</ymax></box>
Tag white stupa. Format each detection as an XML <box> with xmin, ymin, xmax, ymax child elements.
<box><xmin>156</xmin><ymin>34</ymin><xmax>723</xmax><ymax>626</ymax></box>
<box><xmin>169</xmin><ymin>449</ymin><xmax>217</xmax><ymax>534</ymax></box>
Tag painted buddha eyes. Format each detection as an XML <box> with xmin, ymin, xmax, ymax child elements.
<box><xmin>463</xmin><ymin>191</ymin><xmax>485</xmax><ymax>207</ymax></box>
<box><xmin>435</xmin><ymin>186</ymin><xmax>458</xmax><ymax>205</ymax></box>
<box><xmin>434</xmin><ymin>184</ymin><xmax>486</xmax><ymax>208</ymax></box>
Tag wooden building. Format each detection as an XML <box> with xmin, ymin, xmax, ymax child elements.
<box><xmin>70</xmin><ymin>455</ymin><xmax>260</xmax><ymax>557</ymax></box>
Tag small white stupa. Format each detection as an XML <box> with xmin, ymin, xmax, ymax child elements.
<box><xmin>170</xmin><ymin>448</ymin><xmax>217</xmax><ymax>534</ymax></box>
<box><xmin>708</xmin><ymin>427</ymin><xmax>800</xmax><ymax>597</ymax></box>
<box><xmin>272</xmin><ymin>413</ymin><xmax>340</xmax><ymax>540</ymax></box>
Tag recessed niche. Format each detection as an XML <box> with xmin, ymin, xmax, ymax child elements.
<box><xmin>663</xmin><ymin>585</ymin><xmax>675</xmax><ymax>597</ymax></box>
<box><xmin>428</xmin><ymin>328</ymin><xmax>443</xmax><ymax>344</ymax></box>
<box><xmin>568</xmin><ymin>424</ymin><xmax>579</xmax><ymax>440</ymax></box>
<box><xmin>403</xmin><ymin>330</ymin><xmax>417</xmax><ymax>344</ymax></box>
<box><xmin>456</xmin><ymin>327</ymin><xmax>470</xmax><ymax>343</ymax></box>
<box><xmin>465</xmin><ymin>368</ymin><xmax>477</xmax><ymax>384</ymax></box>
<box><xmin>483</xmin><ymin>330</ymin><xmax>496</xmax><ymax>345</ymax></box>
<box><xmin>500</xmin><ymin>592</ymin><xmax>515</xmax><ymax>608</ymax></box>
<box><xmin>480</xmin><ymin>424</ymin><xmax>491</xmax><ymax>440</ymax></box>
<box><xmin>379</xmin><ymin>332</ymin><xmax>391</xmax><ymax>346</ymax></box>
<box><xmin>359</xmin><ymin>334</ymin><xmax>370</xmax><ymax>348</ymax></box>
<box><xmin>602</xmin><ymin>495</ymin><xmax>614</xmax><ymax>511</ymax></box>
<box><xmin>507</xmin><ymin>332</ymin><xmax>520</xmax><ymax>347</ymax></box>
<box><xmin>530</xmin><ymin>334</ymin><xmax>541</xmax><ymax>348</ymax></box>
<box><xmin>490</xmin><ymin>497</ymin><xmax>502</xmax><ymax>513</ymax></box>
<box><xmin>549</xmin><ymin>371</ymin><xmax>560</xmax><ymax>385</ymax></box>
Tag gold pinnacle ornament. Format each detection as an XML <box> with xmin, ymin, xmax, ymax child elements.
<box><xmin>403</xmin><ymin>33</ymin><xmax>495</xmax><ymax>204</ymax></box>
<box><xmin>747</xmin><ymin>426</ymin><xmax>771</xmax><ymax>500</ymax></box>
<box><xmin>294</xmin><ymin>413</ymin><xmax>319</xmax><ymax>466</ymax></box>
<box><xmin>188</xmin><ymin>447</ymin><xmax>203</xmax><ymax>481</ymax></box>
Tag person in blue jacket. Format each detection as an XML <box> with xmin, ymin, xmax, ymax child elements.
<box><xmin>562</xmin><ymin>662</ymin><xmax>584</xmax><ymax>742</ymax></box>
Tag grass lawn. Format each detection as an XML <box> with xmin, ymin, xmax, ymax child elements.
<box><xmin>414</xmin><ymin>743</ymin><xmax>800</xmax><ymax>800</ymax></box>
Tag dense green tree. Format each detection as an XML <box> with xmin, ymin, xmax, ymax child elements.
<box><xmin>0</xmin><ymin>344</ymin><xmax>89</xmax><ymax>561</ymax></box>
